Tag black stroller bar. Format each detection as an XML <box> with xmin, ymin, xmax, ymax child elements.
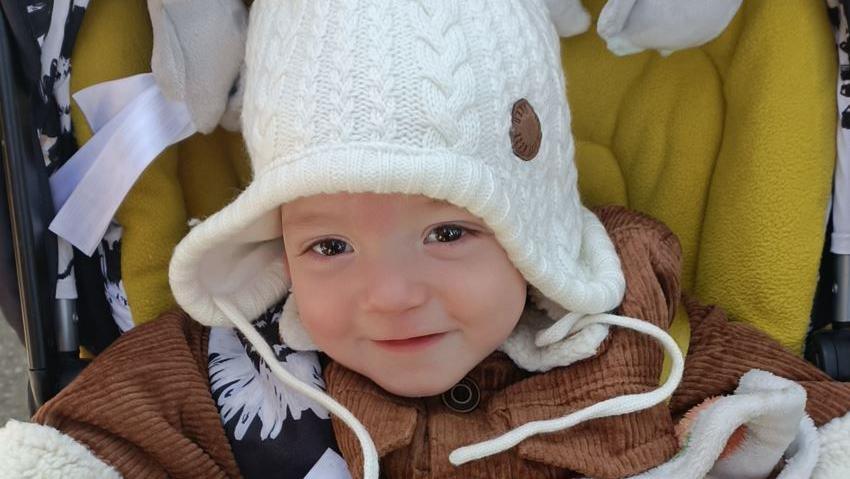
<box><xmin>0</xmin><ymin>9</ymin><xmax>58</xmax><ymax>409</ymax></box>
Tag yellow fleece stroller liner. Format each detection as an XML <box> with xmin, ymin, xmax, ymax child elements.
<box><xmin>65</xmin><ymin>0</ymin><xmax>835</xmax><ymax>361</ymax></box>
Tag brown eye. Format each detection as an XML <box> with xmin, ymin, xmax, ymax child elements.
<box><xmin>310</xmin><ymin>239</ymin><xmax>351</xmax><ymax>257</ymax></box>
<box><xmin>426</xmin><ymin>225</ymin><xmax>466</xmax><ymax>243</ymax></box>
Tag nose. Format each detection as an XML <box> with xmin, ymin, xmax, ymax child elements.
<box><xmin>359</xmin><ymin>251</ymin><xmax>428</xmax><ymax>316</ymax></box>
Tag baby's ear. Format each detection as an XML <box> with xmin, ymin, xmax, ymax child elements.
<box><xmin>597</xmin><ymin>0</ymin><xmax>742</xmax><ymax>56</ymax></box>
<box><xmin>544</xmin><ymin>0</ymin><xmax>592</xmax><ymax>37</ymax></box>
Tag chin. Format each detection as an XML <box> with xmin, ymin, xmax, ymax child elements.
<box><xmin>375</xmin><ymin>377</ymin><xmax>454</xmax><ymax>398</ymax></box>
<box><xmin>369</xmin><ymin>367</ymin><xmax>470</xmax><ymax>398</ymax></box>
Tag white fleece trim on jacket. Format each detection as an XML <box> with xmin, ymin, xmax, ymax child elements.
<box><xmin>813</xmin><ymin>410</ymin><xmax>850</xmax><ymax>478</ymax></box>
<box><xmin>0</xmin><ymin>419</ymin><xmax>120</xmax><ymax>478</ymax></box>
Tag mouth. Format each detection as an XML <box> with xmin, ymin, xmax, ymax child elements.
<box><xmin>373</xmin><ymin>332</ymin><xmax>448</xmax><ymax>351</ymax></box>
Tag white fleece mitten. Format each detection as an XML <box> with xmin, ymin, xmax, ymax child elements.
<box><xmin>147</xmin><ymin>0</ymin><xmax>247</xmax><ymax>133</ymax></box>
<box><xmin>597</xmin><ymin>0</ymin><xmax>743</xmax><ymax>56</ymax></box>
<box><xmin>631</xmin><ymin>370</ymin><xmax>818</xmax><ymax>479</ymax></box>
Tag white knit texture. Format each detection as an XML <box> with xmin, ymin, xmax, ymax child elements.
<box><xmin>170</xmin><ymin>0</ymin><xmax>625</xmax><ymax>332</ymax></box>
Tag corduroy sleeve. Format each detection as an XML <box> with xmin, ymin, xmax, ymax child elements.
<box><xmin>31</xmin><ymin>311</ymin><xmax>243</xmax><ymax>479</ymax></box>
<box><xmin>671</xmin><ymin>298</ymin><xmax>850</xmax><ymax>426</ymax></box>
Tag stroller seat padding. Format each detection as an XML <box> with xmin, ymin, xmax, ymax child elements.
<box><xmin>568</xmin><ymin>0</ymin><xmax>836</xmax><ymax>353</ymax></box>
<box><xmin>70</xmin><ymin>0</ymin><xmax>835</xmax><ymax>355</ymax></box>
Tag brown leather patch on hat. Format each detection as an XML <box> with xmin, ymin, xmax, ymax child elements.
<box><xmin>510</xmin><ymin>99</ymin><xmax>542</xmax><ymax>161</ymax></box>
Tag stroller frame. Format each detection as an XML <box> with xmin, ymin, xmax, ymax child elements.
<box><xmin>0</xmin><ymin>10</ymin><xmax>61</xmax><ymax>410</ymax></box>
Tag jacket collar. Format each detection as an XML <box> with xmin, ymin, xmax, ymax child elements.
<box><xmin>324</xmin><ymin>341</ymin><xmax>678</xmax><ymax>478</ymax></box>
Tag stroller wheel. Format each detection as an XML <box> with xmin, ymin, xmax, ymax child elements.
<box><xmin>806</xmin><ymin>328</ymin><xmax>850</xmax><ymax>381</ymax></box>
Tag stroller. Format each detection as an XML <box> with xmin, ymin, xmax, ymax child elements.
<box><xmin>0</xmin><ymin>0</ymin><xmax>849</xmax><ymax>416</ymax></box>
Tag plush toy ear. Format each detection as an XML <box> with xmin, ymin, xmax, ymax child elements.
<box><xmin>544</xmin><ymin>0</ymin><xmax>592</xmax><ymax>37</ymax></box>
<box><xmin>148</xmin><ymin>0</ymin><xmax>248</xmax><ymax>133</ymax></box>
<box><xmin>597</xmin><ymin>0</ymin><xmax>742</xmax><ymax>56</ymax></box>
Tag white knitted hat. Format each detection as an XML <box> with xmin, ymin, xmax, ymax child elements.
<box><xmin>168</xmin><ymin>0</ymin><xmax>685</xmax><ymax>476</ymax></box>
<box><xmin>170</xmin><ymin>0</ymin><xmax>624</xmax><ymax>347</ymax></box>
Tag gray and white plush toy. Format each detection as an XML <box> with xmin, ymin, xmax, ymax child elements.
<box><xmin>147</xmin><ymin>0</ymin><xmax>248</xmax><ymax>133</ymax></box>
<box><xmin>596</xmin><ymin>0</ymin><xmax>743</xmax><ymax>56</ymax></box>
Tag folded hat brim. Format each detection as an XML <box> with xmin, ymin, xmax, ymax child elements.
<box><xmin>169</xmin><ymin>141</ymin><xmax>625</xmax><ymax>327</ymax></box>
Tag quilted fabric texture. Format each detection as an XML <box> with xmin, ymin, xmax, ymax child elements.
<box><xmin>566</xmin><ymin>0</ymin><xmax>835</xmax><ymax>353</ymax></box>
<box><xmin>70</xmin><ymin>0</ymin><xmax>834</xmax><ymax>353</ymax></box>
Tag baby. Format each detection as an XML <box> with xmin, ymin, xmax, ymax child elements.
<box><xmin>279</xmin><ymin>192</ymin><xmax>528</xmax><ymax>398</ymax></box>
<box><xmin>271</xmin><ymin>191</ymin><xmax>682</xmax><ymax>478</ymax></box>
<box><xmin>3</xmin><ymin>1</ymin><xmax>850</xmax><ymax>478</ymax></box>
<box><xmin>168</xmin><ymin>0</ymin><xmax>699</xmax><ymax>472</ymax></box>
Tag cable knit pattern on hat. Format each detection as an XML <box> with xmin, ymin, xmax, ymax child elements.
<box><xmin>171</xmin><ymin>0</ymin><xmax>625</xmax><ymax>334</ymax></box>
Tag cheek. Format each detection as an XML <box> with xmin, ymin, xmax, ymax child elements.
<box><xmin>290</xmin><ymin>275</ymin><xmax>356</xmax><ymax>342</ymax></box>
<box><xmin>439</xmin><ymin>244</ymin><xmax>527</xmax><ymax>339</ymax></box>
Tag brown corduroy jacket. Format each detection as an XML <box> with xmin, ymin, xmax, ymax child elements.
<box><xmin>32</xmin><ymin>206</ymin><xmax>850</xmax><ymax>478</ymax></box>
<box><xmin>324</xmin><ymin>205</ymin><xmax>684</xmax><ymax>479</ymax></box>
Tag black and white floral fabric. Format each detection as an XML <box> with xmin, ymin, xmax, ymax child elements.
<box><xmin>95</xmin><ymin>222</ymin><xmax>132</xmax><ymax>332</ymax></box>
<box><xmin>11</xmin><ymin>0</ymin><xmax>132</xmax><ymax>331</ymax></box>
<box><xmin>208</xmin><ymin>301</ymin><xmax>350</xmax><ymax>479</ymax></box>
<box><xmin>28</xmin><ymin>0</ymin><xmax>87</xmax><ymax>172</ymax></box>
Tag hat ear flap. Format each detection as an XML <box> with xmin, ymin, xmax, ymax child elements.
<box><xmin>544</xmin><ymin>0</ymin><xmax>592</xmax><ymax>37</ymax></box>
<box><xmin>278</xmin><ymin>293</ymin><xmax>320</xmax><ymax>351</ymax></box>
<box><xmin>597</xmin><ymin>0</ymin><xmax>742</xmax><ymax>56</ymax></box>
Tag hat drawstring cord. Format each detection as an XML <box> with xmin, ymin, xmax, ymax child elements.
<box><xmin>214</xmin><ymin>298</ymin><xmax>380</xmax><ymax>479</ymax></box>
<box><xmin>449</xmin><ymin>312</ymin><xmax>684</xmax><ymax>466</ymax></box>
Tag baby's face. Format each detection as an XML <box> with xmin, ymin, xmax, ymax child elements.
<box><xmin>280</xmin><ymin>192</ymin><xmax>527</xmax><ymax>397</ymax></box>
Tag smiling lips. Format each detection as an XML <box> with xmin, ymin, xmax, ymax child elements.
<box><xmin>373</xmin><ymin>332</ymin><xmax>447</xmax><ymax>351</ymax></box>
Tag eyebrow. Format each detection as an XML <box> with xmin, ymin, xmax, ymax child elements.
<box><xmin>280</xmin><ymin>211</ymin><xmax>339</xmax><ymax>229</ymax></box>
<box><xmin>282</xmin><ymin>198</ymin><xmax>460</xmax><ymax>228</ymax></box>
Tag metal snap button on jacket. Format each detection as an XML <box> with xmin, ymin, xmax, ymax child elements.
<box><xmin>441</xmin><ymin>377</ymin><xmax>480</xmax><ymax>413</ymax></box>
